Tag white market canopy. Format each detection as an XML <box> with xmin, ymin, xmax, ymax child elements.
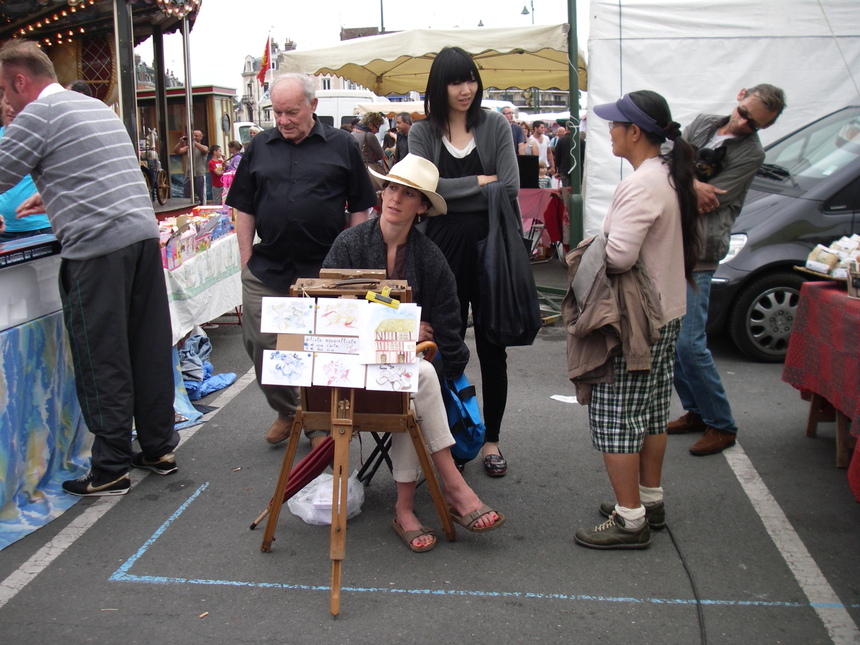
<box><xmin>354</xmin><ymin>101</ymin><xmax>425</xmax><ymax>119</ymax></box>
<box><xmin>353</xmin><ymin>99</ymin><xmax>539</xmax><ymax>120</ymax></box>
<box><xmin>277</xmin><ymin>24</ymin><xmax>586</xmax><ymax>96</ymax></box>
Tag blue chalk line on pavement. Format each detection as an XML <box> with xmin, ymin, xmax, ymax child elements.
<box><xmin>109</xmin><ymin>482</ymin><xmax>859</xmax><ymax>610</ymax></box>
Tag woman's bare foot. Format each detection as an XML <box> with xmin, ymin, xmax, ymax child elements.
<box><xmin>394</xmin><ymin>509</ymin><xmax>435</xmax><ymax>550</ymax></box>
<box><xmin>444</xmin><ymin>484</ymin><xmax>500</xmax><ymax>530</ymax></box>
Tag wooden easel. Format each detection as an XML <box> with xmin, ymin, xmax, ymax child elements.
<box><xmin>259</xmin><ymin>271</ymin><xmax>456</xmax><ymax>617</ymax></box>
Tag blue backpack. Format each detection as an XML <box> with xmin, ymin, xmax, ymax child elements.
<box><xmin>435</xmin><ymin>360</ymin><xmax>486</xmax><ymax>463</ymax></box>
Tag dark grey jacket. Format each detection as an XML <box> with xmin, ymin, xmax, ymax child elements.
<box><xmin>322</xmin><ymin>218</ymin><xmax>469</xmax><ymax>379</ymax></box>
<box><xmin>682</xmin><ymin>114</ymin><xmax>765</xmax><ymax>269</ymax></box>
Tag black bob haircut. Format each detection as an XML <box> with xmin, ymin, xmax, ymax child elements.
<box><xmin>423</xmin><ymin>46</ymin><xmax>485</xmax><ymax>138</ymax></box>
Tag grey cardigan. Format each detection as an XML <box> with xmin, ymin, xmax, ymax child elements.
<box><xmin>408</xmin><ymin>109</ymin><xmax>519</xmax><ymax>213</ymax></box>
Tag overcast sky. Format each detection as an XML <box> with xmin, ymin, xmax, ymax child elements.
<box><xmin>135</xmin><ymin>0</ymin><xmax>590</xmax><ymax>91</ymax></box>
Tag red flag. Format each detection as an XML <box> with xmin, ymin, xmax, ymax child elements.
<box><xmin>257</xmin><ymin>37</ymin><xmax>270</xmax><ymax>87</ymax></box>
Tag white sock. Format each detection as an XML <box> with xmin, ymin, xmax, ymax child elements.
<box><xmin>639</xmin><ymin>485</ymin><xmax>663</xmax><ymax>505</ymax></box>
<box><xmin>614</xmin><ymin>504</ymin><xmax>646</xmax><ymax>529</ymax></box>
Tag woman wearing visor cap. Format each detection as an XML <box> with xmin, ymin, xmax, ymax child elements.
<box><xmin>573</xmin><ymin>91</ymin><xmax>699</xmax><ymax>550</ymax></box>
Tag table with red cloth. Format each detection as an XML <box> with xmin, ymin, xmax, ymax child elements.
<box><xmin>518</xmin><ymin>188</ymin><xmax>568</xmax><ymax>252</ymax></box>
<box><xmin>782</xmin><ymin>281</ymin><xmax>860</xmax><ymax>501</ymax></box>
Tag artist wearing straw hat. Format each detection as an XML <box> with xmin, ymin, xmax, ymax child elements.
<box><xmin>324</xmin><ymin>154</ymin><xmax>505</xmax><ymax>552</ymax></box>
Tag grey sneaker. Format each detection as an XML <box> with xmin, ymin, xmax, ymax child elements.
<box><xmin>62</xmin><ymin>471</ymin><xmax>130</xmax><ymax>497</ymax></box>
<box><xmin>131</xmin><ymin>451</ymin><xmax>178</xmax><ymax>475</ymax></box>
<box><xmin>599</xmin><ymin>500</ymin><xmax>666</xmax><ymax>529</ymax></box>
<box><xmin>574</xmin><ymin>512</ymin><xmax>651</xmax><ymax>550</ymax></box>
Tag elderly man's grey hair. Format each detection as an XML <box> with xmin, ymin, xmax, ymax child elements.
<box><xmin>270</xmin><ymin>73</ymin><xmax>316</xmax><ymax>104</ymax></box>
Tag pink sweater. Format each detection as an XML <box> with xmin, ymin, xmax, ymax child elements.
<box><xmin>602</xmin><ymin>157</ymin><xmax>687</xmax><ymax>326</ymax></box>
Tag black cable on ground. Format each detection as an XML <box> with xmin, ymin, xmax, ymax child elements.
<box><xmin>665</xmin><ymin>522</ymin><xmax>708</xmax><ymax>645</ymax></box>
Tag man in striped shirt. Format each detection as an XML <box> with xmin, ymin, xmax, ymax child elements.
<box><xmin>0</xmin><ymin>41</ymin><xmax>179</xmax><ymax>497</ymax></box>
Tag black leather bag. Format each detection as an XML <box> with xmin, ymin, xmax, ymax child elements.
<box><xmin>476</xmin><ymin>182</ymin><xmax>542</xmax><ymax>347</ymax></box>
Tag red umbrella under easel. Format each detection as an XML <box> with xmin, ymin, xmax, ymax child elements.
<box><xmin>249</xmin><ymin>436</ymin><xmax>335</xmax><ymax>530</ymax></box>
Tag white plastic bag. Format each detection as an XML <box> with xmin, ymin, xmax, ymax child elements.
<box><xmin>287</xmin><ymin>470</ymin><xmax>364</xmax><ymax>525</ymax></box>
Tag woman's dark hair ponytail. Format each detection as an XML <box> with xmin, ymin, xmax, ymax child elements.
<box><xmin>628</xmin><ymin>90</ymin><xmax>700</xmax><ymax>284</ymax></box>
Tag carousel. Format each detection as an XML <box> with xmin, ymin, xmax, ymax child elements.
<box><xmin>1</xmin><ymin>0</ymin><xmax>201</xmax><ymax>206</ymax></box>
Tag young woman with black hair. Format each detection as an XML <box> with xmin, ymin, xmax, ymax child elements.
<box><xmin>573</xmin><ymin>90</ymin><xmax>699</xmax><ymax>550</ymax></box>
<box><xmin>408</xmin><ymin>46</ymin><xmax>520</xmax><ymax>478</ymax></box>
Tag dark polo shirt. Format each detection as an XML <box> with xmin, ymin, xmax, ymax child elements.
<box><xmin>394</xmin><ymin>131</ymin><xmax>409</xmax><ymax>164</ymax></box>
<box><xmin>226</xmin><ymin>116</ymin><xmax>377</xmax><ymax>291</ymax></box>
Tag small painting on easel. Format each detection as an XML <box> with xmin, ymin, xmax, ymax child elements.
<box><xmin>358</xmin><ymin>303</ymin><xmax>421</xmax><ymax>365</ymax></box>
<box><xmin>260</xmin><ymin>350</ymin><xmax>314</xmax><ymax>387</ymax></box>
<box><xmin>316</xmin><ymin>299</ymin><xmax>364</xmax><ymax>336</ymax></box>
<box><xmin>365</xmin><ymin>363</ymin><xmax>419</xmax><ymax>392</ymax></box>
<box><xmin>312</xmin><ymin>353</ymin><xmax>366</xmax><ymax>389</ymax></box>
<box><xmin>260</xmin><ymin>297</ymin><xmax>316</xmax><ymax>334</ymax></box>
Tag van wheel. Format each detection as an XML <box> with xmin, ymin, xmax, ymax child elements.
<box><xmin>728</xmin><ymin>271</ymin><xmax>805</xmax><ymax>362</ymax></box>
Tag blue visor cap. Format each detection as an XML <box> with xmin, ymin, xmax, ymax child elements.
<box><xmin>593</xmin><ymin>94</ymin><xmax>664</xmax><ymax>137</ymax></box>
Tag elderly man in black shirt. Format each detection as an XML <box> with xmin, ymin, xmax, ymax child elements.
<box><xmin>226</xmin><ymin>73</ymin><xmax>377</xmax><ymax>446</ymax></box>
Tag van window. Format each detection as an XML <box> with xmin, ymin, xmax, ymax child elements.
<box><xmin>764</xmin><ymin>107</ymin><xmax>860</xmax><ymax>191</ymax></box>
<box><xmin>318</xmin><ymin>116</ymin><xmax>334</xmax><ymax>127</ymax></box>
<box><xmin>237</xmin><ymin>125</ymin><xmax>253</xmax><ymax>146</ymax></box>
<box><xmin>824</xmin><ymin>177</ymin><xmax>860</xmax><ymax>213</ymax></box>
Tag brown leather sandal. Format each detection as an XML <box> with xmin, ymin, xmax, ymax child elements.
<box><xmin>392</xmin><ymin>518</ymin><xmax>436</xmax><ymax>553</ymax></box>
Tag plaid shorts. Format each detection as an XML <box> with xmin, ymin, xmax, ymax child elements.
<box><xmin>588</xmin><ymin>318</ymin><xmax>683</xmax><ymax>454</ymax></box>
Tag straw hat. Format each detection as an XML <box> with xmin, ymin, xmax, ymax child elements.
<box><xmin>367</xmin><ymin>154</ymin><xmax>448</xmax><ymax>216</ymax></box>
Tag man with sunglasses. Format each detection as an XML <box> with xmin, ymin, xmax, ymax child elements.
<box><xmin>667</xmin><ymin>84</ymin><xmax>786</xmax><ymax>456</ymax></box>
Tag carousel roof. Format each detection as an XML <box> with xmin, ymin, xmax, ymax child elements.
<box><xmin>0</xmin><ymin>0</ymin><xmax>198</xmax><ymax>47</ymax></box>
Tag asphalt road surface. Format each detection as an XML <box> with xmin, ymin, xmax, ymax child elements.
<box><xmin>1</xmin><ymin>260</ymin><xmax>858</xmax><ymax>644</ymax></box>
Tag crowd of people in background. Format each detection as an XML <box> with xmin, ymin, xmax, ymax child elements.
<box><xmin>0</xmin><ymin>38</ymin><xmax>785</xmax><ymax>556</ymax></box>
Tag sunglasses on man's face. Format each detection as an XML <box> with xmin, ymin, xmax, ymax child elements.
<box><xmin>736</xmin><ymin>104</ymin><xmax>764</xmax><ymax>132</ymax></box>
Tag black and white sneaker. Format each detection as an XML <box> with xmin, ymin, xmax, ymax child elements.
<box><xmin>62</xmin><ymin>471</ymin><xmax>130</xmax><ymax>497</ymax></box>
<box><xmin>131</xmin><ymin>451</ymin><xmax>178</xmax><ymax>476</ymax></box>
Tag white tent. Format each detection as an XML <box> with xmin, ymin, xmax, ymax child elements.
<box><xmin>276</xmin><ymin>24</ymin><xmax>586</xmax><ymax>96</ymax></box>
<box><xmin>585</xmin><ymin>0</ymin><xmax>860</xmax><ymax>237</ymax></box>
<box><xmin>354</xmin><ymin>101</ymin><xmax>423</xmax><ymax>119</ymax></box>
<box><xmin>354</xmin><ymin>99</ymin><xmax>525</xmax><ymax>120</ymax></box>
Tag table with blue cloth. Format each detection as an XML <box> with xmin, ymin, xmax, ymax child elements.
<box><xmin>0</xmin><ymin>233</ymin><xmax>241</xmax><ymax>549</ymax></box>
<box><xmin>0</xmin><ymin>239</ymin><xmax>90</xmax><ymax>549</ymax></box>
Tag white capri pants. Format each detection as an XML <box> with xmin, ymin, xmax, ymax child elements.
<box><xmin>390</xmin><ymin>360</ymin><xmax>455</xmax><ymax>482</ymax></box>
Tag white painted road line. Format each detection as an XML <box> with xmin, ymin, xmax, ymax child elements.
<box><xmin>725</xmin><ymin>443</ymin><xmax>860</xmax><ymax>644</ymax></box>
<box><xmin>0</xmin><ymin>366</ymin><xmax>257</xmax><ymax>611</ymax></box>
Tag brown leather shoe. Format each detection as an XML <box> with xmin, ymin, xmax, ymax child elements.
<box><xmin>667</xmin><ymin>411</ymin><xmax>707</xmax><ymax>434</ymax></box>
<box><xmin>265</xmin><ymin>416</ymin><xmax>293</xmax><ymax>444</ymax></box>
<box><xmin>689</xmin><ymin>427</ymin><xmax>736</xmax><ymax>456</ymax></box>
